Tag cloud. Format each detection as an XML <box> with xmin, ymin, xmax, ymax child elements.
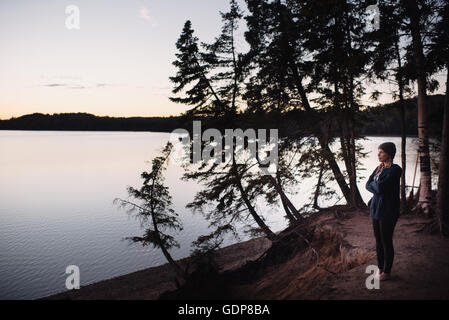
<box><xmin>139</xmin><ymin>6</ymin><xmax>158</xmax><ymax>26</ymax></box>
<box><xmin>139</xmin><ymin>7</ymin><xmax>152</xmax><ymax>21</ymax></box>
<box><xmin>43</xmin><ymin>83</ymin><xmax>112</xmax><ymax>89</ymax></box>
<box><xmin>45</xmin><ymin>83</ymin><xmax>67</xmax><ymax>87</ymax></box>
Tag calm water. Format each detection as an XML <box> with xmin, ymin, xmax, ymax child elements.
<box><xmin>0</xmin><ymin>131</ymin><xmax>421</xmax><ymax>299</ymax></box>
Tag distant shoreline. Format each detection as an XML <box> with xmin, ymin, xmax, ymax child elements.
<box><xmin>0</xmin><ymin>94</ymin><xmax>445</xmax><ymax>137</ymax></box>
<box><xmin>0</xmin><ymin>129</ymin><xmax>175</xmax><ymax>133</ymax></box>
<box><xmin>0</xmin><ymin>129</ymin><xmax>418</xmax><ymax>137</ymax></box>
<box><xmin>0</xmin><ymin>112</ymin><xmax>183</xmax><ymax>132</ymax></box>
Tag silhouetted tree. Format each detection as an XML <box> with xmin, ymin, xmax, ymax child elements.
<box><xmin>302</xmin><ymin>0</ymin><xmax>374</xmax><ymax>207</ymax></box>
<box><xmin>169</xmin><ymin>1</ymin><xmax>278</xmax><ymax>241</ymax></box>
<box><xmin>368</xmin><ymin>0</ymin><xmax>415</xmax><ymax>213</ymax></box>
<box><xmin>244</xmin><ymin>0</ymin><xmax>366</xmax><ymax>207</ymax></box>
<box><xmin>114</xmin><ymin>142</ymin><xmax>187</xmax><ymax>279</ymax></box>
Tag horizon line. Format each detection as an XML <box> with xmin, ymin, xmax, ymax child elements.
<box><xmin>0</xmin><ymin>111</ymin><xmax>184</xmax><ymax>121</ymax></box>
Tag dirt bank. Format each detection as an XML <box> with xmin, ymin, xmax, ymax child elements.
<box><xmin>223</xmin><ymin>206</ymin><xmax>449</xmax><ymax>299</ymax></box>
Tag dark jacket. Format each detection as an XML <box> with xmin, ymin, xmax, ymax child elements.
<box><xmin>365</xmin><ymin>163</ymin><xmax>402</xmax><ymax>221</ymax></box>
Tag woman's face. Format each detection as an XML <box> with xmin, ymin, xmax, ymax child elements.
<box><xmin>378</xmin><ymin>149</ymin><xmax>391</xmax><ymax>163</ymax></box>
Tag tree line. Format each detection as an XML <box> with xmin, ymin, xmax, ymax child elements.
<box><xmin>0</xmin><ymin>95</ymin><xmax>444</xmax><ymax>137</ymax></box>
<box><xmin>0</xmin><ymin>112</ymin><xmax>181</xmax><ymax>132</ymax></box>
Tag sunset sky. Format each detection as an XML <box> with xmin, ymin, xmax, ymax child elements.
<box><xmin>0</xmin><ymin>0</ymin><xmax>248</xmax><ymax>119</ymax></box>
<box><xmin>0</xmin><ymin>0</ymin><xmax>446</xmax><ymax>120</ymax></box>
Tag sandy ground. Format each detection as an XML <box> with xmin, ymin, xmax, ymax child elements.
<box><xmin>230</xmin><ymin>207</ymin><xmax>449</xmax><ymax>300</ymax></box>
<box><xmin>41</xmin><ymin>206</ymin><xmax>449</xmax><ymax>300</ymax></box>
<box><xmin>317</xmin><ymin>209</ymin><xmax>449</xmax><ymax>299</ymax></box>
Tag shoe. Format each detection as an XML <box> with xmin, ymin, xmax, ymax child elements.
<box><xmin>375</xmin><ymin>268</ymin><xmax>383</xmax><ymax>279</ymax></box>
<box><xmin>379</xmin><ymin>272</ymin><xmax>391</xmax><ymax>281</ymax></box>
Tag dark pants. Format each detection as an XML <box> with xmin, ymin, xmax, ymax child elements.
<box><xmin>372</xmin><ymin>217</ymin><xmax>398</xmax><ymax>274</ymax></box>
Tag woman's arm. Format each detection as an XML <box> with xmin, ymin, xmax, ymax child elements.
<box><xmin>365</xmin><ymin>168</ymin><xmax>378</xmax><ymax>194</ymax></box>
<box><xmin>368</xmin><ymin>166</ymin><xmax>402</xmax><ymax>194</ymax></box>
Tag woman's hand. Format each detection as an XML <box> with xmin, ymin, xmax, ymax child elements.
<box><xmin>375</xmin><ymin>162</ymin><xmax>384</xmax><ymax>175</ymax></box>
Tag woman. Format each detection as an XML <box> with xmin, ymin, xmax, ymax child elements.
<box><xmin>366</xmin><ymin>142</ymin><xmax>402</xmax><ymax>281</ymax></box>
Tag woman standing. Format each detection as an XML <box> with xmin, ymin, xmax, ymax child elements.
<box><xmin>366</xmin><ymin>142</ymin><xmax>403</xmax><ymax>281</ymax></box>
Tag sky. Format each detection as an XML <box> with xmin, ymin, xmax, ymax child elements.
<box><xmin>0</xmin><ymin>0</ymin><xmax>248</xmax><ymax>119</ymax></box>
<box><xmin>0</xmin><ymin>0</ymin><xmax>446</xmax><ymax>120</ymax></box>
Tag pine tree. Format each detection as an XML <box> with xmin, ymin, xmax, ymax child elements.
<box><xmin>170</xmin><ymin>1</ymin><xmax>278</xmax><ymax>241</ymax></box>
<box><xmin>369</xmin><ymin>0</ymin><xmax>414</xmax><ymax>214</ymax></box>
<box><xmin>114</xmin><ymin>142</ymin><xmax>187</xmax><ymax>279</ymax></box>
<box><xmin>169</xmin><ymin>20</ymin><xmax>225</xmax><ymax>118</ymax></box>
<box><xmin>243</xmin><ymin>0</ymin><xmax>359</xmax><ymax>207</ymax></box>
<box><xmin>288</xmin><ymin>0</ymin><xmax>371</xmax><ymax>207</ymax></box>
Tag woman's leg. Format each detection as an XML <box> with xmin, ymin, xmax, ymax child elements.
<box><xmin>372</xmin><ymin>218</ymin><xmax>384</xmax><ymax>272</ymax></box>
<box><xmin>379</xmin><ymin>218</ymin><xmax>398</xmax><ymax>274</ymax></box>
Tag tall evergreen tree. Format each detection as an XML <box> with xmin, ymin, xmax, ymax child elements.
<box><xmin>169</xmin><ymin>1</ymin><xmax>278</xmax><ymax>241</ymax></box>
<box><xmin>288</xmin><ymin>0</ymin><xmax>372</xmax><ymax>207</ymax></box>
<box><xmin>369</xmin><ymin>0</ymin><xmax>414</xmax><ymax>213</ymax></box>
<box><xmin>114</xmin><ymin>142</ymin><xmax>187</xmax><ymax>279</ymax></box>
<box><xmin>243</xmin><ymin>0</ymin><xmax>363</xmax><ymax>207</ymax></box>
<box><xmin>169</xmin><ymin>20</ymin><xmax>226</xmax><ymax>119</ymax></box>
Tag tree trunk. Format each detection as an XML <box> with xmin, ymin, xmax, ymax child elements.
<box><xmin>275</xmin><ymin>171</ymin><xmax>300</xmax><ymax>223</ymax></box>
<box><xmin>348</xmin><ymin>122</ymin><xmax>359</xmax><ymax>207</ymax></box>
<box><xmin>235</xmin><ymin>175</ymin><xmax>277</xmax><ymax>240</ymax></box>
<box><xmin>400</xmin><ymin>95</ymin><xmax>408</xmax><ymax>211</ymax></box>
<box><xmin>282</xmin><ymin>22</ymin><xmax>354</xmax><ymax>205</ymax></box>
<box><xmin>394</xmin><ymin>36</ymin><xmax>407</xmax><ymax>214</ymax></box>
<box><xmin>339</xmin><ymin>111</ymin><xmax>360</xmax><ymax>208</ymax></box>
<box><xmin>313</xmin><ymin>157</ymin><xmax>325</xmax><ymax>209</ymax></box>
<box><xmin>269</xmin><ymin>173</ymin><xmax>303</xmax><ymax>221</ymax></box>
<box><xmin>290</xmin><ymin>67</ymin><xmax>353</xmax><ymax>204</ymax></box>
<box><xmin>344</xmin><ymin>3</ymin><xmax>363</xmax><ymax>208</ymax></box>
<box><xmin>279</xmin><ymin>192</ymin><xmax>295</xmax><ymax>223</ymax></box>
<box><xmin>232</xmin><ymin>157</ymin><xmax>277</xmax><ymax>240</ymax></box>
<box><xmin>437</xmin><ymin>66</ymin><xmax>449</xmax><ymax>236</ymax></box>
<box><xmin>405</xmin><ymin>0</ymin><xmax>432</xmax><ymax>214</ymax></box>
<box><xmin>318</xmin><ymin>123</ymin><xmax>354</xmax><ymax>204</ymax></box>
<box><xmin>152</xmin><ymin>213</ymin><xmax>186</xmax><ymax>279</ymax></box>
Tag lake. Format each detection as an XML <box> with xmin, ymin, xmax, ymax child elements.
<box><xmin>0</xmin><ymin>131</ymin><xmax>422</xmax><ymax>299</ymax></box>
